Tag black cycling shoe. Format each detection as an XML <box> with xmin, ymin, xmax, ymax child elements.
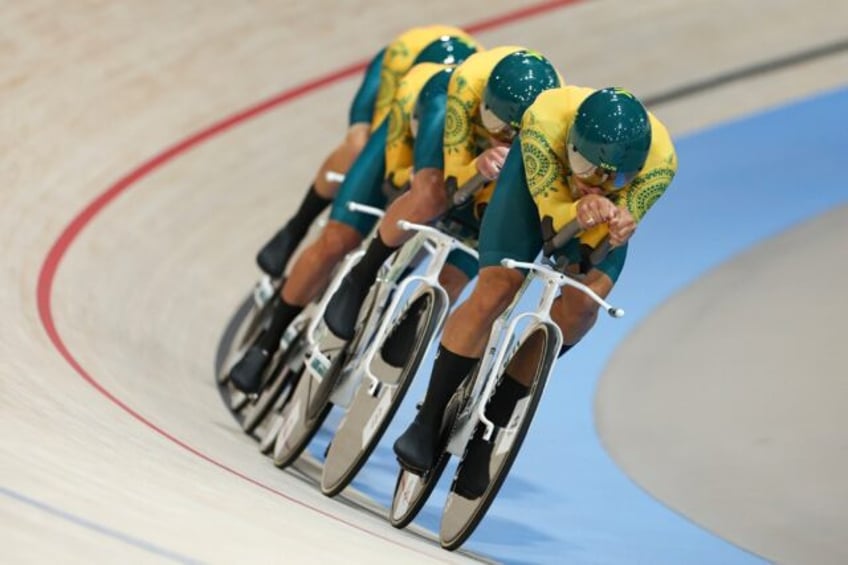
<box><xmin>393</xmin><ymin>416</ymin><xmax>440</xmax><ymax>475</ymax></box>
<box><xmin>229</xmin><ymin>346</ymin><xmax>270</xmax><ymax>394</ymax></box>
<box><xmin>256</xmin><ymin>224</ymin><xmax>300</xmax><ymax>278</ymax></box>
<box><xmin>453</xmin><ymin>428</ymin><xmax>494</xmax><ymax>499</ymax></box>
<box><xmin>381</xmin><ymin>298</ymin><xmax>428</xmax><ymax>368</ymax></box>
<box><xmin>323</xmin><ymin>274</ymin><xmax>369</xmax><ymax>341</ymax></box>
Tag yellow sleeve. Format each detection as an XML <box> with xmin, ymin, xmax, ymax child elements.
<box><xmin>383</xmin><ymin>88</ymin><xmax>415</xmax><ymax>190</ymax></box>
<box><xmin>520</xmin><ymin>102</ymin><xmax>578</xmax><ymax>234</ymax></box>
<box><xmin>617</xmin><ymin>116</ymin><xmax>678</xmax><ymax>223</ymax></box>
<box><xmin>442</xmin><ymin>71</ymin><xmax>483</xmax><ymax>187</ymax></box>
<box><xmin>373</xmin><ymin>25</ymin><xmax>480</xmax><ymax>128</ymax></box>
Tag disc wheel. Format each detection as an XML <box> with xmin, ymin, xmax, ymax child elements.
<box><xmin>438</xmin><ymin>326</ymin><xmax>556</xmax><ymax>550</ymax></box>
<box><xmin>321</xmin><ymin>292</ymin><xmax>445</xmax><ymax>497</ymax></box>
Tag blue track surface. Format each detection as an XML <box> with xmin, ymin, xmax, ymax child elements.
<box><xmin>312</xmin><ymin>85</ymin><xmax>848</xmax><ymax>564</ymax></box>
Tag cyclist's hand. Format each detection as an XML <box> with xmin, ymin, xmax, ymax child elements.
<box><xmin>476</xmin><ymin>146</ymin><xmax>510</xmax><ymax>180</ymax></box>
<box><xmin>608</xmin><ymin>207</ymin><xmax>636</xmax><ymax>247</ymax></box>
<box><xmin>576</xmin><ymin>194</ymin><xmax>618</xmax><ymax>230</ymax></box>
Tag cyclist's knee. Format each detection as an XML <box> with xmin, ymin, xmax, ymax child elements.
<box><xmin>314</xmin><ymin>222</ymin><xmax>362</xmax><ymax>263</ymax></box>
<box><xmin>552</xmin><ymin>275</ymin><xmax>610</xmax><ymax>338</ymax></box>
<box><xmin>409</xmin><ymin>169</ymin><xmax>449</xmax><ymax>218</ymax></box>
<box><xmin>345</xmin><ymin>123</ymin><xmax>371</xmax><ymax>154</ymax></box>
<box><xmin>467</xmin><ymin>267</ymin><xmax>522</xmax><ymax>319</ymax></box>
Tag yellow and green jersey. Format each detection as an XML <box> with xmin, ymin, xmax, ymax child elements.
<box><xmin>520</xmin><ymin>86</ymin><xmax>678</xmax><ymax>246</ymax></box>
<box><xmin>441</xmin><ymin>46</ymin><xmax>526</xmax><ymax>189</ymax></box>
<box><xmin>383</xmin><ymin>62</ymin><xmax>451</xmax><ymax>189</ymax></box>
<box><xmin>373</xmin><ymin>25</ymin><xmax>479</xmax><ymax>129</ymax></box>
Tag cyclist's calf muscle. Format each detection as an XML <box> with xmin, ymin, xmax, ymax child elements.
<box><xmin>281</xmin><ymin>220</ymin><xmax>363</xmax><ymax>305</ymax></box>
<box><xmin>550</xmin><ymin>267</ymin><xmax>613</xmax><ymax>345</ymax></box>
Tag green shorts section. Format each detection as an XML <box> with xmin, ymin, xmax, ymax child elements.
<box><xmin>348</xmin><ymin>48</ymin><xmax>385</xmax><ymax>125</ymax></box>
<box><xmin>478</xmin><ymin>143</ymin><xmax>544</xmax><ymax>268</ymax></box>
<box><xmin>445</xmin><ymin>248</ymin><xmax>479</xmax><ymax>280</ymax></box>
<box><xmin>329</xmin><ymin>119</ymin><xmax>389</xmax><ymax>235</ymax></box>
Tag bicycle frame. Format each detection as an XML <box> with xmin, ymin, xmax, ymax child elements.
<box><xmin>447</xmin><ymin>258</ymin><xmax>624</xmax><ymax>451</ymax></box>
<box><xmin>355</xmin><ymin>220</ymin><xmax>478</xmax><ymax>398</ymax></box>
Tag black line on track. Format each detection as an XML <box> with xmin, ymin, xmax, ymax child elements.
<box><xmin>645</xmin><ymin>37</ymin><xmax>848</xmax><ymax>107</ymax></box>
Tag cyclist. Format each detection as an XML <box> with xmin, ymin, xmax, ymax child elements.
<box><xmin>392</xmin><ymin>86</ymin><xmax>678</xmax><ymax>499</ymax></box>
<box><xmin>229</xmin><ymin>49</ymin><xmax>478</xmax><ymax>394</ymax></box>
<box><xmin>255</xmin><ymin>25</ymin><xmax>480</xmax><ymax>278</ymax></box>
<box><xmin>324</xmin><ymin>48</ymin><xmax>563</xmax><ymax>341</ymax></box>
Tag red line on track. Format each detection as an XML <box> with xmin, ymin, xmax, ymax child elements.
<box><xmin>35</xmin><ymin>0</ymin><xmax>581</xmax><ymax>557</ymax></box>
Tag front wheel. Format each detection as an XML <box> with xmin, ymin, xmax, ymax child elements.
<box><xmin>389</xmin><ymin>384</ymin><xmax>466</xmax><ymax>529</ymax></box>
<box><xmin>321</xmin><ymin>291</ymin><xmax>446</xmax><ymax>497</ymax></box>
<box><xmin>439</xmin><ymin>325</ymin><xmax>558</xmax><ymax>551</ymax></box>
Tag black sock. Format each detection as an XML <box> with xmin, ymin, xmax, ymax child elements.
<box><xmin>417</xmin><ymin>345</ymin><xmax>478</xmax><ymax>430</ymax></box>
<box><xmin>484</xmin><ymin>374</ymin><xmax>530</xmax><ymax>427</ymax></box>
<box><xmin>287</xmin><ymin>185</ymin><xmax>331</xmax><ymax>237</ymax></box>
<box><xmin>257</xmin><ymin>299</ymin><xmax>304</xmax><ymax>353</ymax></box>
<box><xmin>349</xmin><ymin>233</ymin><xmax>398</xmax><ymax>287</ymax></box>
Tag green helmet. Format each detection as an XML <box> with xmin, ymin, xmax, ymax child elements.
<box><xmin>483</xmin><ymin>50</ymin><xmax>561</xmax><ymax>130</ymax></box>
<box><xmin>413</xmin><ymin>35</ymin><xmax>478</xmax><ymax>66</ymax></box>
<box><xmin>567</xmin><ymin>87</ymin><xmax>652</xmax><ymax>188</ymax></box>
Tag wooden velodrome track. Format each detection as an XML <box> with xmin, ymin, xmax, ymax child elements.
<box><xmin>3</xmin><ymin>0</ymin><xmax>846</xmax><ymax>563</ymax></box>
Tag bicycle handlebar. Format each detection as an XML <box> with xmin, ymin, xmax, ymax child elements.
<box><xmin>451</xmin><ymin>173</ymin><xmax>488</xmax><ymax>206</ymax></box>
<box><xmin>325</xmin><ymin>171</ymin><xmax>346</xmax><ymax>183</ymax></box>
<box><xmin>550</xmin><ymin>219</ymin><xmax>611</xmax><ymax>266</ymax></box>
<box><xmin>397</xmin><ymin>220</ymin><xmax>479</xmax><ymax>260</ymax></box>
<box><xmin>347</xmin><ymin>202</ymin><xmax>385</xmax><ymax>218</ymax></box>
<box><xmin>501</xmin><ymin>258</ymin><xmax>624</xmax><ymax>318</ymax></box>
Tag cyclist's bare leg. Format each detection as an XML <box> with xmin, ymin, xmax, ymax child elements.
<box><xmin>440</xmin><ymin>266</ymin><xmax>523</xmax><ymax>357</ymax></box>
<box><xmin>502</xmin><ymin>268</ymin><xmax>613</xmax><ymax>387</ymax></box>
<box><xmin>438</xmin><ymin>263</ymin><xmax>471</xmax><ymax>305</ymax></box>
<box><xmin>281</xmin><ymin>220</ymin><xmax>363</xmax><ymax>306</ymax></box>
<box><xmin>313</xmin><ymin>123</ymin><xmax>371</xmax><ymax>199</ymax></box>
<box><xmin>377</xmin><ymin>168</ymin><xmax>448</xmax><ymax>247</ymax></box>
<box><xmin>502</xmin><ymin>331</ymin><xmax>549</xmax><ymax>387</ymax></box>
<box><xmin>550</xmin><ymin>267</ymin><xmax>613</xmax><ymax>346</ymax></box>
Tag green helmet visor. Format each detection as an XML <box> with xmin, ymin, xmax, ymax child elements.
<box><xmin>567</xmin><ymin>143</ymin><xmax>638</xmax><ymax>190</ymax></box>
<box><xmin>480</xmin><ymin>102</ymin><xmax>518</xmax><ymax>144</ymax></box>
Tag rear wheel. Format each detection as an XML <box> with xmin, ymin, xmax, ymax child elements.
<box><xmin>241</xmin><ymin>358</ymin><xmax>301</xmax><ymax>435</ymax></box>
<box><xmin>217</xmin><ymin>278</ymin><xmax>280</xmax><ymax>385</ymax></box>
<box><xmin>271</xmin><ymin>342</ymin><xmax>346</xmax><ymax>469</ymax></box>
<box><xmin>438</xmin><ymin>325</ymin><xmax>557</xmax><ymax>550</ymax></box>
<box><xmin>321</xmin><ymin>291</ymin><xmax>446</xmax><ymax>497</ymax></box>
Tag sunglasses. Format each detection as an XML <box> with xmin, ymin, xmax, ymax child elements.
<box><xmin>480</xmin><ymin>102</ymin><xmax>519</xmax><ymax>144</ymax></box>
<box><xmin>566</xmin><ymin>144</ymin><xmax>639</xmax><ymax>190</ymax></box>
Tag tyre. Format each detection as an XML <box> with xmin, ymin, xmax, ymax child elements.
<box><xmin>438</xmin><ymin>325</ymin><xmax>557</xmax><ymax>550</ymax></box>
<box><xmin>321</xmin><ymin>291</ymin><xmax>446</xmax><ymax>497</ymax></box>
<box><xmin>271</xmin><ymin>348</ymin><xmax>341</xmax><ymax>469</ymax></box>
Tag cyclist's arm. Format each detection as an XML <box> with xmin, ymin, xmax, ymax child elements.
<box><xmin>383</xmin><ymin>98</ymin><xmax>414</xmax><ymax>191</ymax></box>
<box><xmin>442</xmin><ymin>76</ymin><xmax>483</xmax><ymax>188</ymax></box>
<box><xmin>614</xmin><ymin>117</ymin><xmax>678</xmax><ymax>224</ymax></box>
